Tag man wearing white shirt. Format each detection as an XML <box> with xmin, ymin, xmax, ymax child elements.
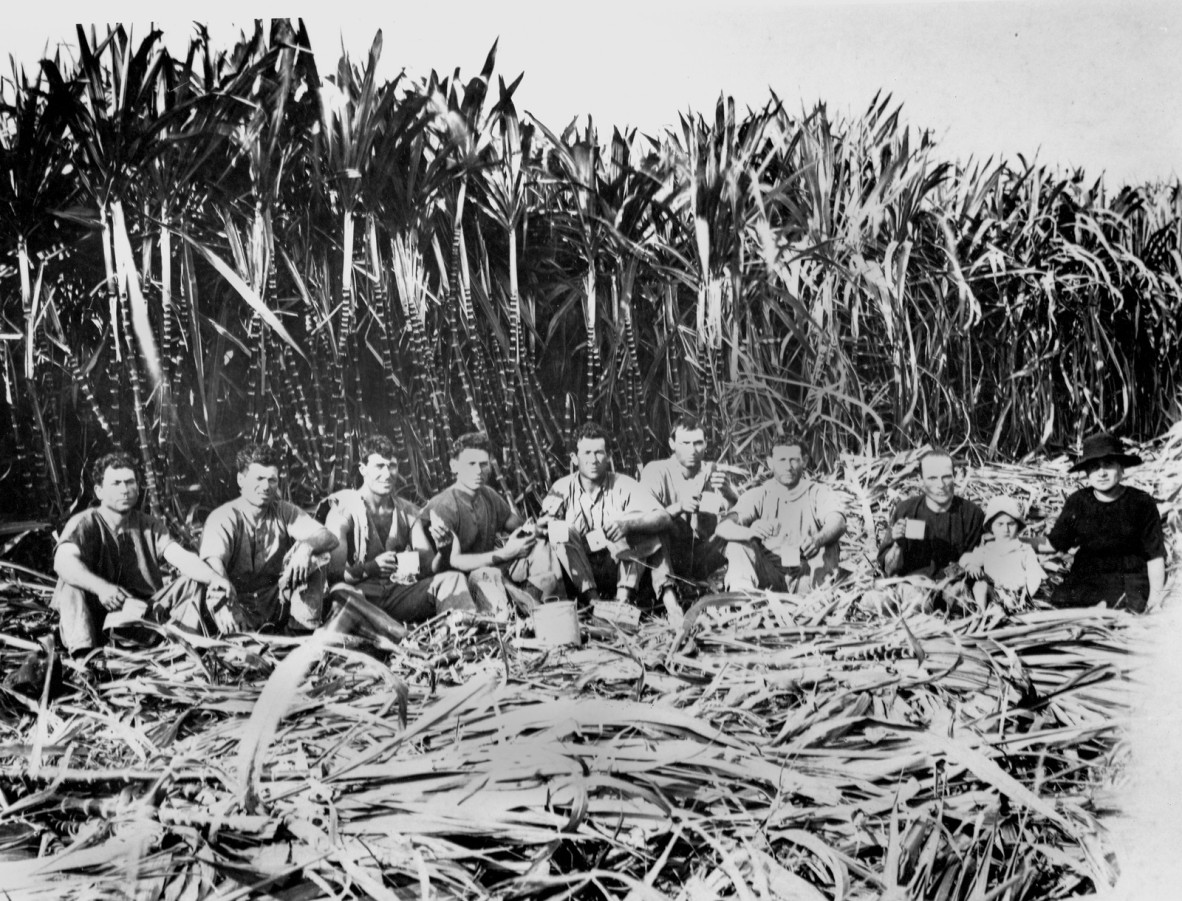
<box><xmin>539</xmin><ymin>422</ymin><xmax>672</xmax><ymax>605</ymax></box>
<box><xmin>715</xmin><ymin>438</ymin><xmax>846</xmax><ymax>593</ymax></box>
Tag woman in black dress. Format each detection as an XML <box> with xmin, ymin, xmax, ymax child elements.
<box><xmin>1046</xmin><ymin>433</ymin><xmax>1166</xmax><ymax>613</ymax></box>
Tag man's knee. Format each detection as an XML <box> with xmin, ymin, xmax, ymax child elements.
<box><xmin>431</xmin><ymin>571</ymin><xmax>469</xmax><ymax>595</ymax></box>
<box><xmin>723</xmin><ymin>541</ymin><xmax>761</xmax><ymax>590</ymax></box>
<box><xmin>153</xmin><ymin>577</ymin><xmax>207</xmax><ymax>627</ymax></box>
<box><xmin>469</xmin><ymin>566</ymin><xmax>503</xmax><ymax>585</ymax></box>
<box><xmin>53</xmin><ymin>582</ymin><xmax>102</xmax><ymax>654</ymax></box>
<box><xmin>724</xmin><ymin>540</ymin><xmax>758</xmax><ymax>564</ymax></box>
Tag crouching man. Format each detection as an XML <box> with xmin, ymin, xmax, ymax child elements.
<box><xmin>52</xmin><ymin>452</ymin><xmax>234</xmax><ymax>656</ymax></box>
<box><xmin>538</xmin><ymin>422</ymin><xmax>673</xmax><ymax>606</ymax></box>
<box><xmin>193</xmin><ymin>444</ymin><xmax>338</xmax><ymax>633</ymax></box>
<box><xmin>716</xmin><ymin>437</ymin><xmax>846</xmax><ymax>593</ymax></box>
<box><xmin>321</xmin><ymin>435</ymin><xmax>471</xmax><ymax>622</ymax></box>
<box><xmin>421</xmin><ymin>432</ymin><xmax>557</xmax><ymax>620</ymax></box>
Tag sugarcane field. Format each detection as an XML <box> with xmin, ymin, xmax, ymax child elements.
<box><xmin>2</xmin><ymin>14</ymin><xmax>1182</xmax><ymax>901</ymax></box>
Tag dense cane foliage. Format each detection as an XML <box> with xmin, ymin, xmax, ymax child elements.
<box><xmin>2</xmin><ymin>20</ymin><xmax>1180</xmax><ymax>527</ymax></box>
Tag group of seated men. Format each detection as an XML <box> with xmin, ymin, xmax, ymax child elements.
<box><xmin>53</xmin><ymin>416</ymin><xmax>997</xmax><ymax>657</ymax></box>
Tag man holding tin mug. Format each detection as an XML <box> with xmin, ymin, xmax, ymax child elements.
<box><xmin>640</xmin><ymin>414</ymin><xmax>739</xmax><ymax>609</ymax></box>
<box><xmin>322</xmin><ymin>435</ymin><xmax>473</xmax><ymax>623</ymax></box>
<box><xmin>715</xmin><ymin>436</ymin><xmax>846</xmax><ymax>593</ymax></box>
<box><xmin>878</xmin><ymin>448</ymin><xmax>985</xmax><ymax>578</ymax></box>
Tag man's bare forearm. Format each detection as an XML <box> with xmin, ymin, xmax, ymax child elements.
<box><xmin>163</xmin><ymin>544</ymin><xmax>229</xmax><ymax>585</ymax></box>
<box><xmin>54</xmin><ymin>546</ymin><xmax>118</xmax><ymax>595</ymax></box>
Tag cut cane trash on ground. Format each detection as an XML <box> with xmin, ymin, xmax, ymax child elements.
<box><xmin>1</xmin><ymin>437</ymin><xmax>1179</xmax><ymax>900</ymax></box>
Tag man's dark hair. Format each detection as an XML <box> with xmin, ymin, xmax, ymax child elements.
<box><xmin>574</xmin><ymin>421</ymin><xmax>611</xmax><ymax>449</ymax></box>
<box><xmin>236</xmin><ymin>443</ymin><xmax>284</xmax><ymax>474</ymax></box>
<box><xmin>451</xmin><ymin>432</ymin><xmax>492</xmax><ymax>459</ymax></box>
<box><xmin>918</xmin><ymin>447</ymin><xmax>955</xmax><ymax>477</ymax></box>
<box><xmin>669</xmin><ymin>414</ymin><xmax>705</xmax><ymax>441</ymax></box>
<box><xmin>359</xmin><ymin>435</ymin><xmax>397</xmax><ymax>463</ymax></box>
<box><xmin>766</xmin><ymin>434</ymin><xmax>807</xmax><ymax>457</ymax></box>
<box><xmin>91</xmin><ymin>452</ymin><xmax>137</xmax><ymax>488</ymax></box>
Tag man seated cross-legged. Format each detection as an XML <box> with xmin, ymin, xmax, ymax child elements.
<box><xmin>537</xmin><ymin>422</ymin><xmax>674</xmax><ymax>608</ymax></box>
<box><xmin>420</xmin><ymin>432</ymin><xmax>558</xmax><ymax>620</ymax></box>
<box><xmin>716</xmin><ymin>437</ymin><xmax>847</xmax><ymax>594</ymax></box>
<box><xmin>878</xmin><ymin>448</ymin><xmax>984</xmax><ymax>580</ymax></box>
<box><xmin>51</xmin><ymin>452</ymin><xmax>234</xmax><ymax>657</ymax></box>
<box><xmin>321</xmin><ymin>435</ymin><xmax>471</xmax><ymax>623</ymax></box>
<box><xmin>193</xmin><ymin>444</ymin><xmax>339</xmax><ymax>634</ymax></box>
<box><xmin>639</xmin><ymin>415</ymin><xmax>738</xmax><ymax>605</ymax></box>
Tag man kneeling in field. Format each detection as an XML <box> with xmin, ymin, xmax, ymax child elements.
<box><xmin>716</xmin><ymin>437</ymin><xmax>846</xmax><ymax>593</ymax></box>
<box><xmin>194</xmin><ymin>444</ymin><xmax>339</xmax><ymax>633</ymax></box>
<box><xmin>321</xmin><ymin>435</ymin><xmax>471</xmax><ymax>622</ymax></box>
<box><xmin>537</xmin><ymin>422</ymin><xmax>673</xmax><ymax>606</ymax></box>
<box><xmin>51</xmin><ymin>452</ymin><xmax>234</xmax><ymax>656</ymax></box>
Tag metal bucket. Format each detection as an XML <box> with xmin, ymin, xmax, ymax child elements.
<box><xmin>532</xmin><ymin>600</ymin><xmax>580</xmax><ymax>648</ymax></box>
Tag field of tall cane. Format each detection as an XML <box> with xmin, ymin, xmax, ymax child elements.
<box><xmin>1</xmin><ymin>19</ymin><xmax>1179</xmax><ymax>532</ymax></box>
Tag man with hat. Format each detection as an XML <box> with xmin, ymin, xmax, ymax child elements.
<box><xmin>878</xmin><ymin>448</ymin><xmax>985</xmax><ymax>578</ymax></box>
<box><xmin>1040</xmin><ymin>433</ymin><xmax>1165</xmax><ymax>613</ymax></box>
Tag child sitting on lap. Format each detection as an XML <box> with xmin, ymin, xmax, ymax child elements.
<box><xmin>958</xmin><ymin>496</ymin><xmax>1046</xmax><ymax>611</ymax></box>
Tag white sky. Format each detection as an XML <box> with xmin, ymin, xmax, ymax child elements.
<box><xmin>3</xmin><ymin>0</ymin><xmax>1180</xmax><ymax>186</ymax></box>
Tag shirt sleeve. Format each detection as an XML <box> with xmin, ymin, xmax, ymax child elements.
<box><xmin>638</xmin><ymin>462</ymin><xmax>671</xmax><ymax>506</ymax></box>
<box><xmin>283</xmin><ymin>501</ymin><xmax>328</xmax><ymax>543</ymax></box>
<box><xmin>394</xmin><ymin>498</ymin><xmax>422</xmax><ymax>549</ymax></box>
<box><xmin>200</xmin><ymin>506</ymin><xmax>238</xmax><ymax>564</ymax></box>
<box><xmin>812</xmin><ymin>484</ymin><xmax>845</xmax><ymax>524</ymax></box>
<box><xmin>56</xmin><ymin>512</ymin><xmax>96</xmax><ymax>556</ymax></box>
<box><xmin>963</xmin><ymin>501</ymin><xmax>985</xmax><ymax>553</ymax></box>
<box><xmin>725</xmin><ymin>486</ymin><xmax>763</xmax><ymax>527</ymax></box>
<box><xmin>144</xmin><ymin>514</ymin><xmax>177</xmax><ymax>557</ymax></box>
<box><xmin>323</xmin><ymin>503</ymin><xmax>354</xmax><ymax>578</ymax></box>
<box><xmin>876</xmin><ymin>497</ymin><xmax>912</xmax><ymax>564</ymax></box>
<box><xmin>1022</xmin><ymin>544</ymin><xmax>1047</xmax><ymax>594</ymax></box>
<box><xmin>621</xmin><ymin>477</ymin><xmax>662</xmax><ymax>514</ymax></box>
<box><xmin>958</xmin><ymin>545</ymin><xmax>983</xmax><ymax>569</ymax></box>
<box><xmin>490</xmin><ymin>490</ymin><xmax>514</xmax><ymax>530</ymax></box>
<box><xmin>1047</xmin><ymin>492</ymin><xmax>1080</xmax><ymax>553</ymax></box>
<box><xmin>1138</xmin><ymin>494</ymin><xmax>1166</xmax><ymax>560</ymax></box>
<box><xmin>542</xmin><ymin>480</ymin><xmax>568</xmax><ymax>517</ymax></box>
<box><xmin>420</xmin><ymin>493</ymin><xmax>456</xmax><ymax>533</ymax></box>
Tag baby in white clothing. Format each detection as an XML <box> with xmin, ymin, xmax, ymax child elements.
<box><xmin>959</xmin><ymin>496</ymin><xmax>1046</xmax><ymax>610</ymax></box>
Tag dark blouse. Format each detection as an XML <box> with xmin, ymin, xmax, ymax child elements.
<box><xmin>1047</xmin><ymin>484</ymin><xmax>1164</xmax><ymax>612</ymax></box>
<box><xmin>1048</xmin><ymin>485</ymin><xmax>1164</xmax><ymax>573</ymax></box>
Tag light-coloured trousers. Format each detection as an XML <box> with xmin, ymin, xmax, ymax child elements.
<box><xmin>724</xmin><ymin>541</ymin><xmax>831</xmax><ymax>594</ymax></box>
<box><xmin>52</xmin><ymin>577</ymin><xmax>205</xmax><ymax>654</ymax></box>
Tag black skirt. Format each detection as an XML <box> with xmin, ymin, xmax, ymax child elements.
<box><xmin>1049</xmin><ymin>571</ymin><xmax>1150</xmax><ymax>613</ymax></box>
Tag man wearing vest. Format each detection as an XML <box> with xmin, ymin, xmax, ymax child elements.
<box><xmin>322</xmin><ymin>435</ymin><xmax>471</xmax><ymax>622</ymax></box>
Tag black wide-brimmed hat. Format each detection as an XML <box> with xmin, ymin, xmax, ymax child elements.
<box><xmin>1068</xmin><ymin>433</ymin><xmax>1143</xmax><ymax>472</ymax></box>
